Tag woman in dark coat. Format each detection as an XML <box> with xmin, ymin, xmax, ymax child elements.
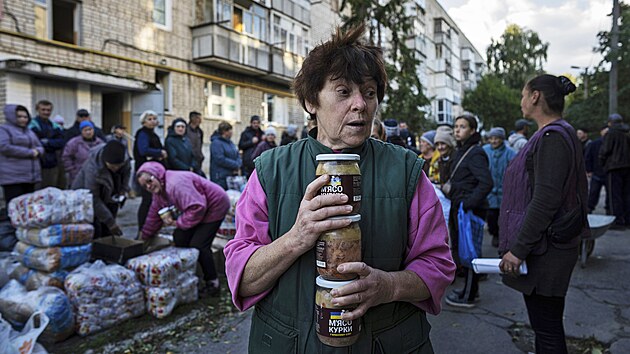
<box><xmin>499</xmin><ymin>74</ymin><xmax>587</xmax><ymax>354</ymax></box>
<box><xmin>444</xmin><ymin>114</ymin><xmax>493</xmax><ymax>308</ymax></box>
<box><xmin>133</xmin><ymin>110</ymin><xmax>167</xmax><ymax>232</ymax></box>
<box><xmin>165</xmin><ymin>118</ymin><xmax>200</xmax><ymax>174</ymax></box>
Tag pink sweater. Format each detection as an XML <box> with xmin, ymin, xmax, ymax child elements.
<box><xmin>224</xmin><ymin>171</ymin><xmax>455</xmax><ymax>315</ymax></box>
<box><xmin>139</xmin><ymin>162</ymin><xmax>230</xmax><ymax>237</ymax></box>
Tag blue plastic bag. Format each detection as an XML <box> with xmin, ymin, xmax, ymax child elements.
<box><xmin>457</xmin><ymin>203</ymin><xmax>485</xmax><ymax>267</ymax></box>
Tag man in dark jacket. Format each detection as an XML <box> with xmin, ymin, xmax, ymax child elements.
<box><xmin>585</xmin><ymin>125</ymin><xmax>610</xmax><ymax>214</ymax></box>
<box><xmin>599</xmin><ymin>113</ymin><xmax>630</xmax><ymax>229</ymax></box>
<box><xmin>186</xmin><ymin>111</ymin><xmax>205</xmax><ymax>177</ymax></box>
<box><xmin>72</xmin><ymin>140</ymin><xmax>131</xmax><ymax>238</ymax></box>
<box><xmin>238</xmin><ymin>115</ymin><xmax>263</xmax><ymax>178</ymax></box>
<box><xmin>64</xmin><ymin>109</ymin><xmax>106</xmax><ymax>142</ymax></box>
<box><xmin>29</xmin><ymin>100</ymin><xmax>66</xmax><ymax>189</ymax></box>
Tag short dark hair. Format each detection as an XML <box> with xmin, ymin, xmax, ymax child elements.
<box><xmin>189</xmin><ymin>111</ymin><xmax>201</xmax><ymax>120</ymax></box>
<box><xmin>16</xmin><ymin>105</ymin><xmax>31</xmax><ymax>119</ymax></box>
<box><xmin>36</xmin><ymin>100</ymin><xmax>53</xmax><ymax>109</ymax></box>
<box><xmin>293</xmin><ymin>25</ymin><xmax>387</xmax><ymax>120</ymax></box>
<box><xmin>455</xmin><ymin>114</ymin><xmax>478</xmax><ymax>132</ymax></box>
<box><xmin>526</xmin><ymin>74</ymin><xmax>576</xmax><ymax>115</ymax></box>
<box><xmin>218</xmin><ymin>121</ymin><xmax>232</xmax><ymax>134</ymax></box>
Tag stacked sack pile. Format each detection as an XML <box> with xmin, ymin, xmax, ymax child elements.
<box><xmin>65</xmin><ymin>260</ymin><xmax>145</xmax><ymax>336</ymax></box>
<box><xmin>126</xmin><ymin>247</ymin><xmax>199</xmax><ymax>319</ymax></box>
<box><xmin>8</xmin><ymin>187</ymin><xmax>94</xmax><ymax>290</ymax></box>
<box><xmin>0</xmin><ymin>279</ymin><xmax>75</xmax><ymax>343</ymax></box>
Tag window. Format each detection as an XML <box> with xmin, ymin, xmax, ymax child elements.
<box><xmin>271</xmin><ymin>14</ymin><xmax>309</xmax><ymax>56</ymax></box>
<box><xmin>264</xmin><ymin>93</ymin><xmax>288</xmax><ymax>126</ymax></box>
<box><xmin>153</xmin><ymin>0</ymin><xmax>172</xmax><ymax>30</ymax></box>
<box><xmin>50</xmin><ymin>0</ymin><xmax>80</xmax><ymax>44</ymax></box>
<box><xmin>435</xmin><ymin>44</ymin><xmax>442</xmax><ymax>59</ymax></box>
<box><xmin>208</xmin><ymin>82</ymin><xmax>239</xmax><ymax>120</ymax></box>
<box><xmin>437</xmin><ymin>99</ymin><xmax>452</xmax><ymax>124</ymax></box>
<box><xmin>217</xmin><ymin>0</ymin><xmax>268</xmax><ymax>41</ymax></box>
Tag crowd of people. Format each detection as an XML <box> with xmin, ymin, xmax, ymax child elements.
<box><xmin>1</xmin><ymin>24</ymin><xmax>628</xmax><ymax>353</ymax></box>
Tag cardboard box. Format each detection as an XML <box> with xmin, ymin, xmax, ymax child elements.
<box><xmin>92</xmin><ymin>237</ymin><xmax>144</xmax><ymax>264</ymax></box>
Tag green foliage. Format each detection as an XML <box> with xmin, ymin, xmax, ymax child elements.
<box><xmin>339</xmin><ymin>0</ymin><xmax>431</xmax><ymax>133</ymax></box>
<box><xmin>565</xmin><ymin>2</ymin><xmax>630</xmax><ymax>129</ymax></box>
<box><xmin>486</xmin><ymin>24</ymin><xmax>549</xmax><ymax>90</ymax></box>
<box><xmin>462</xmin><ymin>75</ymin><xmax>521</xmax><ymax>130</ymax></box>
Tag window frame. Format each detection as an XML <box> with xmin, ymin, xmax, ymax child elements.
<box><xmin>153</xmin><ymin>0</ymin><xmax>172</xmax><ymax>31</ymax></box>
<box><xmin>207</xmin><ymin>81</ymin><xmax>240</xmax><ymax>122</ymax></box>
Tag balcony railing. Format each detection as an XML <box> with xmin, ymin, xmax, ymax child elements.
<box><xmin>192</xmin><ymin>23</ymin><xmax>303</xmax><ymax>83</ymax></box>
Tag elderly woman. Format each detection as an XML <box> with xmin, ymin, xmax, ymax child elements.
<box><xmin>137</xmin><ymin>162</ymin><xmax>230</xmax><ymax>295</ymax></box>
<box><xmin>210</xmin><ymin>121</ymin><xmax>241</xmax><ymax>190</ymax></box>
<box><xmin>224</xmin><ymin>26</ymin><xmax>455</xmax><ymax>352</ymax></box>
<box><xmin>499</xmin><ymin>75</ymin><xmax>587</xmax><ymax>354</ymax></box>
<box><xmin>133</xmin><ymin>110</ymin><xmax>167</xmax><ymax>231</ymax></box>
<box><xmin>165</xmin><ymin>118</ymin><xmax>199</xmax><ymax>174</ymax></box>
<box><xmin>0</xmin><ymin>105</ymin><xmax>43</xmax><ymax>204</ymax></box>
<box><xmin>62</xmin><ymin>120</ymin><xmax>105</xmax><ymax>185</ymax></box>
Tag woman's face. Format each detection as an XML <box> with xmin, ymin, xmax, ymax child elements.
<box><xmin>454</xmin><ymin>118</ymin><xmax>474</xmax><ymax>142</ymax></box>
<box><xmin>419</xmin><ymin>139</ymin><xmax>433</xmax><ymax>154</ymax></box>
<box><xmin>138</xmin><ymin>173</ymin><xmax>162</xmax><ymax>194</ymax></box>
<box><xmin>436</xmin><ymin>142</ymin><xmax>451</xmax><ymax>155</ymax></box>
<box><xmin>143</xmin><ymin>115</ymin><xmax>158</xmax><ymax>129</ymax></box>
<box><xmin>520</xmin><ymin>86</ymin><xmax>537</xmax><ymax>119</ymax></box>
<box><xmin>81</xmin><ymin>126</ymin><xmax>95</xmax><ymax>140</ymax></box>
<box><xmin>16</xmin><ymin>110</ymin><xmax>29</xmax><ymax>127</ymax></box>
<box><xmin>174</xmin><ymin>122</ymin><xmax>186</xmax><ymax>136</ymax></box>
<box><xmin>306</xmin><ymin>77</ymin><xmax>378</xmax><ymax>150</ymax></box>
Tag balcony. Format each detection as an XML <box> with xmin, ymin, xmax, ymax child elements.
<box><xmin>191</xmin><ymin>23</ymin><xmax>302</xmax><ymax>84</ymax></box>
<box><xmin>434</xmin><ymin>31</ymin><xmax>452</xmax><ymax>48</ymax></box>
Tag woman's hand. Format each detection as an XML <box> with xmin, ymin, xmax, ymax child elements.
<box><xmin>163</xmin><ymin>215</ymin><xmax>176</xmax><ymax>226</ymax></box>
<box><xmin>500</xmin><ymin>251</ymin><xmax>523</xmax><ymax>277</ymax></box>
<box><xmin>286</xmin><ymin>174</ymin><xmax>354</xmax><ymax>253</ymax></box>
<box><xmin>329</xmin><ymin>262</ymin><xmax>395</xmax><ymax>320</ymax></box>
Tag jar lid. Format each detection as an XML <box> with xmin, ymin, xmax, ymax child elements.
<box><xmin>316</xmin><ymin>276</ymin><xmax>357</xmax><ymax>289</ymax></box>
<box><xmin>327</xmin><ymin>214</ymin><xmax>361</xmax><ymax>223</ymax></box>
<box><xmin>316</xmin><ymin>154</ymin><xmax>360</xmax><ymax>161</ymax></box>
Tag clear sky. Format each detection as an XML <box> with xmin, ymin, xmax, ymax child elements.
<box><xmin>439</xmin><ymin>0</ymin><xmax>612</xmax><ymax>76</ymax></box>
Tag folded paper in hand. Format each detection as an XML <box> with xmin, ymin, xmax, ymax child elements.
<box><xmin>471</xmin><ymin>258</ymin><xmax>528</xmax><ymax>275</ymax></box>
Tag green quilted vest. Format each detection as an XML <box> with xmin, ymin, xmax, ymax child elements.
<box><xmin>250</xmin><ymin>131</ymin><xmax>432</xmax><ymax>354</ymax></box>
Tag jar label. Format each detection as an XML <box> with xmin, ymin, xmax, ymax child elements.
<box><xmin>316</xmin><ymin>240</ymin><xmax>327</xmax><ymax>268</ymax></box>
<box><xmin>318</xmin><ymin>175</ymin><xmax>361</xmax><ymax>202</ymax></box>
<box><xmin>315</xmin><ymin>305</ymin><xmax>360</xmax><ymax>338</ymax></box>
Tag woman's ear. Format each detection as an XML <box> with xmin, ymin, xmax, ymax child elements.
<box><xmin>531</xmin><ymin>90</ymin><xmax>540</xmax><ymax>105</ymax></box>
<box><xmin>305</xmin><ymin>101</ymin><xmax>316</xmax><ymax>115</ymax></box>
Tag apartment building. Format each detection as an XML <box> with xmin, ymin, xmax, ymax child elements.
<box><xmin>0</xmin><ymin>0</ymin><xmax>308</xmax><ymax>141</ymax></box>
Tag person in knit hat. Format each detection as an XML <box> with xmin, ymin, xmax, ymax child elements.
<box><xmin>482</xmin><ymin>127</ymin><xmax>516</xmax><ymax>247</ymax></box>
<box><xmin>71</xmin><ymin>140</ymin><xmax>131</xmax><ymax>238</ymax></box>
<box><xmin>434</xmin><ymin>130</ymin><xmax>456</xmax><ymax>184</ymax></box>
<box><xmin>420</xmin><ymin>130</ymin><xmax>439</xmax><ymax>181</ymax></box>
<box><xmin>62</xmin><ymin>120</ymin><xmax>105</xmax><ymax>185</ymax></box>
<box><xmin>251</xmin><ymin>126</ymin><xmax>278</xmax><ymax>161</ymax></box>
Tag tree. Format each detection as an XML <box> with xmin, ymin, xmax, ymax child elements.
<box><xmin>486</xmin><ymin>24</ymin><xmax>549</xmax><ymax>90</ymax></box>
<box><xmin>565</xmin><ymin>2</ymin><xmax>629</xmax><ymax>128</ymax></box>
<box><xmin>461</xmin><ymin>74</ymin><xmax>521</xmax><ymax>130</ymax></box>
<box><xmin>339</xmin><ymin>0</ymin><xmax>431</xmax><ymax>132</ymax></box>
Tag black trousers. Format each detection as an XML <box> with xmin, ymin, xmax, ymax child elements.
<box><xmin>2</xmin><ymin>183</ymin><xmax>35</xmax><ymax>205</ymax></box>
<box><xmin>93</xmin><ymin>203</ymin><xmax>119</xmax><ymax>239</ymax></box>
<box><xmin>608</xmin><ymin>168</ymin><xmax>630</xmax><ymax>225</ymax></box>
<box><xmin>173</xmin><ymin>219</ymin><xmax>223</xmax><ymax>281</ymax></box>
<box><xmin>486</xmin><ymin>208</ymin><xmax>500</xmax><ymax>237</ymax></box>
<box><xmin>588</xmin><ymin>175</ymin><xmax>610</xmax><ymax>213</ymax></box>
<box><xmin>138</xmin><ymin>188</ymin><xmax>153</xmax><ymax>231</ymax></box>
<box><xmin>524</xmin><ymin>292</ymin><xmax>568</xmax><ymax>354</ymax></box>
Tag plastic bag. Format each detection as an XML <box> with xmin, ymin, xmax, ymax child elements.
<box><xmin>432</xmin><ymin>183</ymin><xmax>451</xmax><ymax>224</ymax></box>
<box><xmin>0</xmin><ymin>280</ymin><xmax>74</xmax><ymax>343</ymax></box>
<box><xmin>126</xmin><ymin>247</ymin><xmax>199</xmax><ymax>288</ymax></box>
<box><xmin>9</xmin><ymin>264</ymin><xmax>68</xmax><ymax>291</ymax></box>
<box><xmin>145</xmin><ymin>276</ymin><xmax>198</xmax><ymax>319</ymax></box>
<box><xmin>16</xmin><ymin>224</ymin><xmax>94</xmax><ymax>247</ymax></box>
<box><xmin>0</xmin><ymin>253</ymin><xmax>20</xmax><ymax>289</ymax></box>
<box><xmin>8</xmin><ymin>188</ymin><xmax>93</xmax><ymax>228</ymax></box>
<box><xmin>226</xmin><ymin>175</ymin><xmax>247</xmax><ymax>192</ymax></box>
<box><xmin>13</xmin><ymin>242</ymin><xmax>91</xmax><ymax>272</ymax></box>
<box><xmin>0</xmin><ymin>311</ymin><xmax>49</xmax><ymax>354</ymax></box>
<box><xmin>457</xmin><ymin>203</ymin><xmax>485</xmax><ymax>268</ymax></box>
<box><xmin>65</xmin><ymin>260</ymin><xmax>145</xmax><ymax>336</ymax></box>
